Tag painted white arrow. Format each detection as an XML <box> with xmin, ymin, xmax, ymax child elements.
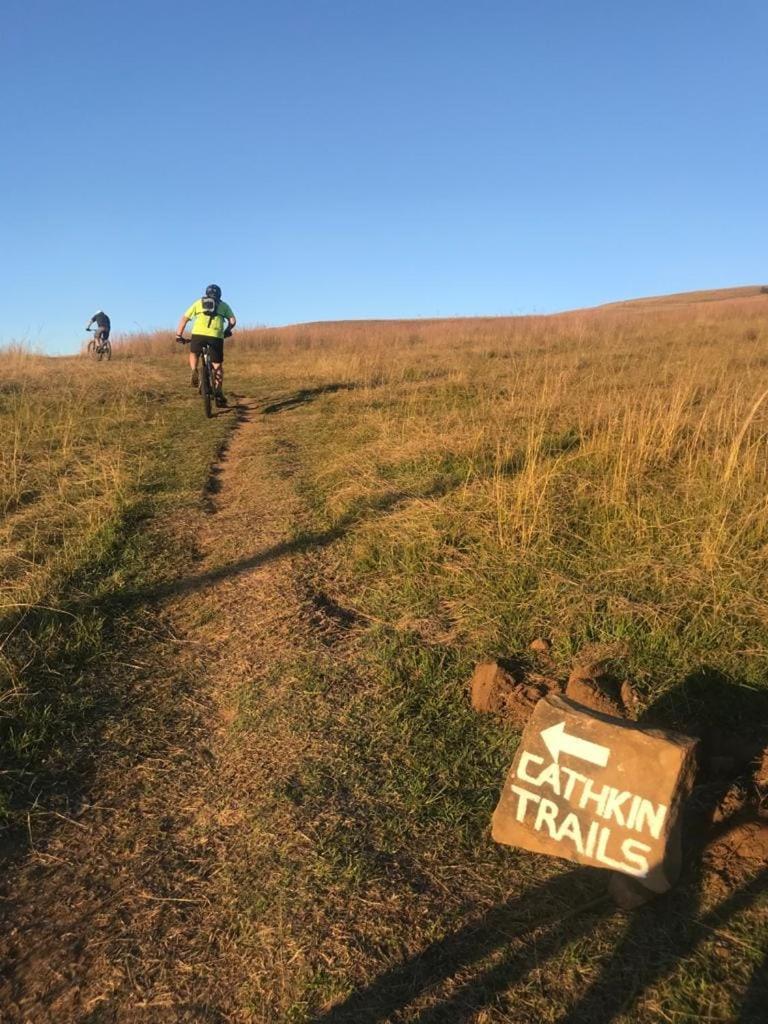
<box><xmin>541</xmin><ymin>721</ymin><xmax>610</xmax><ymax>767</ymax></box>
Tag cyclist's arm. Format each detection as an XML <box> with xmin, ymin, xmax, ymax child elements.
<box><xmin>176</xmin><ymin>315</ymin><xmax>191</xmax><ymax>337</ymax></box>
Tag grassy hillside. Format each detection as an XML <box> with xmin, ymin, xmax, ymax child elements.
<box><xmin>164</xmin><ymin>287</ymin><xmax>768</xmax><ymax>708</ymax></box>
<box><xmin>598</xmin><ymin>284</ymin><xmax>767</xmax><ymax>310</ymax></box>
<box><xmin>218</xmin><ymin>293</ymin><xmax>768</xmax><ymax>1021</ymax></box>
<box><xmin>2</xmin><ymin>291</ymin><xmax>767</xmax><ymax>1021</ymax></box>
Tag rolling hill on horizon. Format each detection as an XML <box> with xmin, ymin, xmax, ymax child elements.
<box><xmin>249</xmin><ymin>284</ymin><xmax>768</xmax><ymax>333</ymax></box>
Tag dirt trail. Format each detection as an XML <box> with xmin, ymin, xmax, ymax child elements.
<box><xmin>0</xmin><ymin>394</ymin><xmax>323</xmax><ymax>1022</ymax></box>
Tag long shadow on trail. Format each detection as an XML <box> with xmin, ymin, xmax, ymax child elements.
<box><xmin>262</xmin><ymin>383</ymin><xmax>356</xmax><ymax>415</ymax></box>
<box><xmin>308</xmin><ymin>676</ymin><xmax>768</xmax><ymax>1024</ymax></box>
<box><xmin>91</xmin><ymin>473</ymin><xmax>466</xmax><ymax>614</ymax></box>
<box><xmin>310</xmin><ymin>867</ymin><xmax>608</xmax><ymax>1024</ymax></box>
<box><xmin>309</xmin><ymin>853</ymin><xmax>767</xmax><ymax>1024</ymax></box>
<box><xmin>0</xmin><ymin>388</ymin><xmax>424</xmax><ymax>865</ymax></box>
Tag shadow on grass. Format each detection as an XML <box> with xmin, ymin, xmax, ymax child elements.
<box><xmin>0</xmin><ymin>498</ymin><xmax>160</xmax><ymax>851</ymax></box>
<box><xmin>309</xmin><ymin>861</ymin><xmax>767</xmax><ymax>1024</ymax></box>
<box><xmin>262</xmin><ymin>383</ymin><xmax>356</xmax><ymax>415</ymax></box>
<box><xmin>641</xmin><ymin>667</ymin><xmax>768</xmax><ymax>775</ymax></box>
<box><xmin>309</xmin><ymin>866</ymin><xmax>606</xmax><ymax>1023</ymax></box>
<box><xmin>89</xmin><ymin>461</ymin><xmax>473</xmax><ymax>614</ymax></box>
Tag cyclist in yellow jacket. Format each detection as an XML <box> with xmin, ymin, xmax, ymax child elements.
<box><xmin>176</xmin><ymin>284</ymin><xmax>236</xmax><ymax>407</ymax></box>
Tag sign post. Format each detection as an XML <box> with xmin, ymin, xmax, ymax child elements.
<box><xmin>492</xmin><ymin>693</ymin><xmax>698</xmax><ymax>892</ymax></box>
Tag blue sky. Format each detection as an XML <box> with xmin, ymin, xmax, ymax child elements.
<box><xmin>3</xmin><ymin>0</ymin><xmax>767</xmax><ymax>353</ymax></box>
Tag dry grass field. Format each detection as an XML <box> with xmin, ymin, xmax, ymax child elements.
<box><xmin>1</xmin><ymin>289</ymin><xmax>767</xmax><ymax>1021</ymax></box>
<box><xmin>229</xmin><ymin>292</ymin><xmax>768</xmax><ymax>687</ymax></box>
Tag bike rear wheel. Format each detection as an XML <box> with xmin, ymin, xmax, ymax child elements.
<box><xmin>201</xmin><ymin>354</ymin><xmax>213</xmax><ymax>419</ymax></box>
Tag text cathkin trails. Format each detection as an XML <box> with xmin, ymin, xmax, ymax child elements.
<box><xmin>509</xmin><ymin>751</ymin><xmax>669</xmax><ymax>877</ymax></box>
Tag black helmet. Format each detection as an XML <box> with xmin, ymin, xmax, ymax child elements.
<box><xmin>205</xmin><ymin>284</ymin><xmax>222</xmax><ymax>301</ymax></box>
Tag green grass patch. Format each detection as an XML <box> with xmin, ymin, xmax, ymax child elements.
<box><xmin>0</xmin><ymin>354</ymin><xmax>233</xmax><ymax>824</ymax></box>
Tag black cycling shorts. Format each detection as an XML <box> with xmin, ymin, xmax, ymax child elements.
<box><xmin>190</xmin><ymin>335</ymin><xmax>224</xmax><ymax>363</ymax></box>
<box><xmin>96</xmin><ymin>326</ymin><xmax>110</xmax><ymax>342</ymax></box>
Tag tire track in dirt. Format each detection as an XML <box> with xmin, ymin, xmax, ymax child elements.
<box><xmin>0</xmin><ymin>392</ymin><xmax>328</xmax><ymax>1022</ymax></box>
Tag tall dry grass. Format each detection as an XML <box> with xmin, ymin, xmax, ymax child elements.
<box><xmin>158</xmin><ymin>291</ymin><xmax>768</xmax><ymax>698</ymax></box>
<box><xmin>1</xmin><ymin>355</ymin><xmax>152</xmax><ymax>607</ymax></box>
<box><xmin>96</xmin><ymin>292</ymin><xmax>768</xmax><ymax>696</ymax></box>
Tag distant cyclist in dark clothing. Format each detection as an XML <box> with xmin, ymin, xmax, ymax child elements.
<box><xmin>86</xmin><ymin>311</ymin><xmax>111</xmax><ymax>347</ymax></box>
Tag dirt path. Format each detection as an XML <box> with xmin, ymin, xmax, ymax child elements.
<box><xmin>0</xmin><ymin>393</ymin><xmax>325</xmax><ymax>1022</ymax></box>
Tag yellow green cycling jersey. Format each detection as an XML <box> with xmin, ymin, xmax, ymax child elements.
<box><xmin>184</xmin><ymin>299</ymin><xmax>235</xmax><ymax>339</ymax></box>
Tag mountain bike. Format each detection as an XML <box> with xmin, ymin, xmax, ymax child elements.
<box><xmin>178</xmin><ymin>337</ymin><xmax>216</xmax><ymax>418</ymax></box>
<box><xmin>86</xmin><ymin>327</ymin><xmax>112</xmax><ymax>361</ymax></box>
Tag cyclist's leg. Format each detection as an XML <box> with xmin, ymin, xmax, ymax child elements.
<box><xmin>211</xmin><ymin>339</ymin><xmax>225</xmax><ymax>399</ymax></box>
<box><xmin>188</xmin><ymin>337</ymin><xmax>203</xmax><ymax>386</ymax></box>
<box><xmin>212</xmin><ymin>363</ymin><xmax>228</xmax><ymax>405</ymax></box>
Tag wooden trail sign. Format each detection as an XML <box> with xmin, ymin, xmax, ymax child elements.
<box><xmin>492</xmin><ymin>693</ymin><xmax>698</xmax><ymax>892</ymax></box>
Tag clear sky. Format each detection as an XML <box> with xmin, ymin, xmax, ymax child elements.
<box><xmin>3</xmin><ymin>0</ymin><xmax>767</xmax><ymax>353</ymax></box>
